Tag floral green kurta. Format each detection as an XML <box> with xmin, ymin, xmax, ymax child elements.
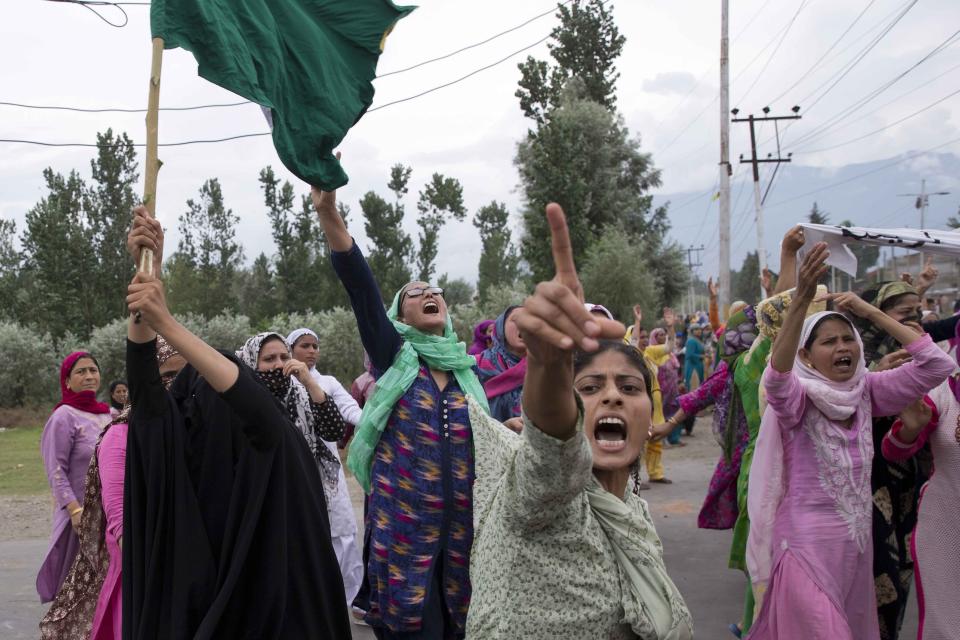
<box><xmin>466</xmin><ymin>400</ymin><xmax>692</xmax><ymax>639</ymax></box>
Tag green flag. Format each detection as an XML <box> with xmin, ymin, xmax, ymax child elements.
<box><xmin>152</xmin><ymin>0</ymin><xmax>415</xmax><ymax>190</ymax></box>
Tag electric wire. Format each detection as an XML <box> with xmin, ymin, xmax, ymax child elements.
<box><xmin>0</xmin><ymin>26</ymin><xmax>555</xmax><ymax>147</ymax></box>
<box><xmin>766</xmin><ymin>134</ymin><xmax>960</xmax><ymax>209</ymax></box>
<box><xmin>734</xmin><ymin>0</ymin><xmax>812</xmax><ymax>106</ymax></box>
<box><xmin>756</xmin><ymin>0</ymin><xmax>920</xmax><ymax>147</ymax></box>
<box><xmin>377</xmin><ymin>0</ymin><xmax>572</xmax><ymax>77</ymax></box>
<box><xmin>794</xmin><ymin>86</ymin><xmax>960</xmax><ymax>155</ymax></box>
<box><xmin>766</xmin><ymin>0</ymin><xmax>877</xmax><ymax>106</ymax></box>
<box><xmin>787</xmin><ymin>28</ymin><xmax>960</xmax><ymax>149</ymax></box>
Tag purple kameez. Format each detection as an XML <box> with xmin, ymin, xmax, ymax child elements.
<box><xmin>37</xmin><ymin>405</ymin><xmax>110</xmax><ymax>602</ymax></box>
<box><xmin>678</xmin><ymin>361</ymin><xmax>749</xmax><ymax>530</ymax></box>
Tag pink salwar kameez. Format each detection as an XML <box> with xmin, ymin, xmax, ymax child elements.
<box><xmin>90</xmin><ymin>422</ymin><xmax>126</xmax><ymax>640</ymax></box>
<box><xmin>747</xmin><ymin>319</ymin><xmax>953</xmax><ymax>640</ymax></box>
<box><xmin>882</xmin><ymin>380</ymin><xmax>960</xmax><ymax>640</ymax></box>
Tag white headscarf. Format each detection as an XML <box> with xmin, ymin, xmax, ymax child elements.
<box><xmin>286</xmin><ymin>327</ymin><xmax>319</xmax><ymax>362</ymax></box>
<box><xmin>746</xmin><ymin>311</ymin><xmax>868</xmax><ymax>590</ymax></box>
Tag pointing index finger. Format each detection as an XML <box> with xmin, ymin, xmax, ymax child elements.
<box><xmin>546</xmin><ymin>203</ymin><xmax>577</xmax><ymax>281</ymax></box>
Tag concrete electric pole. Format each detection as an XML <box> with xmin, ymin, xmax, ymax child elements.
<box><xmin>718</xmin><ymin>0</ymin><xmax>732</xmax><ymax>317</ymax></box>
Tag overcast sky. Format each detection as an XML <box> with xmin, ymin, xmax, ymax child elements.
<box><xmin>2</xmin><ymin>0</ymin><xmax>959</xmax><ymax>283</ymax></box>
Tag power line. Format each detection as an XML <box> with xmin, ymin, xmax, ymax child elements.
<box><xmin>0</xmin><ymin>100</ymin><xmax>250</xmax><ymax>114</ymax></box>
<box><xmin>42</xmin><ymin>0</ymin><xmax>140</xmax><ymax>28</ymax></box>
<box><xmin>791</xmin><ymin>59</ymin><xmax>960</xmax><ymax>145</ymax></box>
<box><xmin>0</xmin><ymin>18</ymin><xmax>556</xmax><ymax>147</ymax></box>
<box><xmin>787</xmin><ymin>27</ymin><xmax>960</xmax><ymax>149</ymax></box>
<box><xmin>734</xmin><ymin>0</ymin><xmax>812</xmax><ymax>106</ymax></box>
<box><xmin>654</xmin><ymin>2</ymin><xmax>811</xmax><ymax>159</ymax></box>
<box><xmin>24</xmin><ymin>0</ymin><xmax>568</xmax><ymax>111</ymax></box>
<box><xmin>794</xmin><ymin>86</ymin><xmax>960</xmax><ymax>154</ymax></box>
<box><xmin>646</xmin><ymin>0</ymin><xmax>775</xmax><ymax>134</ymax></box>
<box><xmin>756</xmin><ymin>0</ymin><xmax>919</xmax><ymax>148</ymax></box>
<box><xmin>367</xmin><ymin>34</ymin><xmax>550</xmax><ymax>112</ymax></box>
<box><xmin>377</xmin><ymin>0</ymin><xmax>572</xmax><ymax>77</ymax></box>
<box><xmin>766</xmin><ymin>0</ymin><xmax>876</xmax><ymax>106</ymax></box>
<box><xmin>765</xmin><ymin>134</ymin><xmax>960</xmax><ymax>209</ymax></box>
<box><xmin>0</xmin><ymin>131</ymin><xmax>271</xmax><ymax>148</ymax></box>
<box><xmin>794</xmin><ymin>0</ymin><xmax>919</xmax><ymax>114</ymax></box>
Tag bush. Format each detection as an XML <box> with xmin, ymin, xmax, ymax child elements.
<box><xmin>268</xmin><ymin>308</ymin><xmax>365</xmax><ymax>387</ymax></box>
<box><xmin>449</xmin><ymin>283</ymin><xmax>528</xmax><ymax>343</ymax></box>
<box><xmin>0</xmin><ymin>321</ymin><xmax>60</xmax><ymax>407</ymax></box>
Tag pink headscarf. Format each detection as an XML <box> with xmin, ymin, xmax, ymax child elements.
<box><xmin>55</xmin><ymin>352</ymin><xmax>110</xmax><ymax>415</ymax></box>
<box><xmin>746</xmin><ymin>311</ymin><xmax>867</xmax><ymax>588</ymax></box>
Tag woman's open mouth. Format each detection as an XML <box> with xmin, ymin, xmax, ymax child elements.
<box><xmin>833</xmin><ymin>355</ymin><xmax>853</xmax><ymax>371</ymax></box>
<box><xmin>423</xmin><ymin>301</ymin><xmax>440</xmax><ymax>315</ymax></box>
<box><xmin>594</xmin><ymin>416</ymin><xmax>627</xmax><ymax>451</ymax></box>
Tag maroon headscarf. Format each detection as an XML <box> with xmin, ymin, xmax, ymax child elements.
<box><xmin>55</xmin><ymin>352</ymin><xmax>110</xmax><ymax>415</ymax></box>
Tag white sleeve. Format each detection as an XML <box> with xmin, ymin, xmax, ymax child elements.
<box><xmin>317</xmin><ymin>374</ymin><xmax>364</xmax><ymax>426</ymax></box>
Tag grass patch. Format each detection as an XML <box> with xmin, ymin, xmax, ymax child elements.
<box><xmin>0</xmin><ymin>425</ymin><xmax>48</xmax><ymax>495</ymax></box>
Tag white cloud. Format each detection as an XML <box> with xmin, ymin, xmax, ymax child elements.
<box><xmin>2</xmin><ymin>0</ymin><xmax>959</xmax><ymax>287</ymax></box>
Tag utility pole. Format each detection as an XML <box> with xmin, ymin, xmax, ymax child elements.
<box><xmin>898</xmin><ymin>179</ymin><xmax>950</xmax><ymax>263</ymax></box>
<box><xmin>718</xmin><ymin>0</ymin><xmax>732</xmax><ymax>317</ymax></box>
<box><xmin>732</xmin><ymin>107</ymin><xmax>801</xmax><ymax>300</ymax></box>
<box><xmin>685</xmin><ymin>244</ymin><xmax>705</xmax><ymax>315</ymax></box>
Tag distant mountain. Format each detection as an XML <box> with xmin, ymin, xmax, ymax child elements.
<box><xmin>655</xmin><ymin>151</ymin><xmax>960</xmax><ymax>273</ymax></box>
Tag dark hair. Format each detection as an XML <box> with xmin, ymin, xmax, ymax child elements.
<box><xmin>803</xmin><ymin>314</ymin><xmax>855</xmax><ymax>350</ymax></box>
<box><xmin>575</xmin><ymin>340</ymin><xmax>654</xmax><ymax>497</ymax></box>
<box><xmin>574</xmin><ymin>341</ymin><xmax>653</xmax><ymax>397</ymax></box>
<box><xmin>109</xmin><ymin>380</ymin><xmax>127</xmax><ymax>393</ymax></box>
<box><xmin>69</xmin><ymin>353</ymin><xmax>100</xmax><ymax>376</ymax></box>
<box><xmin>258</xmin><ymin>335</ymin><xmax>288</xmax><ymax>356</ymax></box>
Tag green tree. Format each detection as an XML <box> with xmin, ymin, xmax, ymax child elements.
<box><xmin>516</xmin><ymin>0</ymin><xmax>625</xmax><ymax>125</ymax></box>
<box><xmin>241</xmin><ymin>253</ymin><xmax>279</xmax><ymax>326</ymax></box>
<box><xmin>259</xmin><ymin>166</ymin><xmax>328</xmax><ymax>314</ymax></box>
<box><xmin>808</xmin><ymin>202</ymin><xmax>829</xmax><ymax>225</ymax></box>
<box><xmin>473</xmin><ymin>201</ymin><xmax>519</xmax><ymax>301</ymax></box>
<box><xmin>642</xmin><ymin>206</ymin><xmax>690</xmax><ymax>310</ymax></box>
<box><xmin>361</xmin><ymin>164</ymin><xmax>414</xmax><ymax>299</ymax></box>
<box><xmin>0</xmin><ymin>219</ymin><xmax>26</xmax><ymax>321</ymax></box>
<box><xmin>84</xmin><ymin>129</ymin><xmax>139</xmax><ymax>321</ymax></box>
<box><xmin>579</xmin><ymin>225</ymin><xmax>657</xmax><ymax>322</ymax></box>
<box><xmin>20</xmin><ymin>168</ymin><xmax>100</xmax><ymax>338</ymax></box>
<box><xmin>732</xmin><ymin>251</ymin><xmax>761</xmax><ymax>304</ymax></box>
<box><xmin>166</xmin><ymin>178</ymin><xmax>244</xmax><ymax>316</ymax></box>
<box><xmin>415</xmin><ymin>173</ymin><xmax>466</xmax><ymax>282</ymax></box>
<box><xmin>437</xmin><ymin>274</ymin><xmax>474</xmax><ymax>307</ymax></box>
<box><xmin>516</xmin><ymin>86</ymin><xmax>662</xmax><ymax>282</ymax></box>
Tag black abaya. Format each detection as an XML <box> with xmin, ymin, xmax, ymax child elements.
<box><xmin>122</xmin><ymin>338</ymin><xmax>351</xmax><ymax>639</ymax></box>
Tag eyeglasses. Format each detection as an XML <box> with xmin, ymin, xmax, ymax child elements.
<box><xmin>403</xmin><ymin>286</ymin><xmax>444</xmax><ymax>299</ymax></box>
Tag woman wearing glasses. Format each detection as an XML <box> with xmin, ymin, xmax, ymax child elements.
<box><xmin>312</xmin><ymin>178</ymin><xmax>489</xmax><ymax>639</ymax></box>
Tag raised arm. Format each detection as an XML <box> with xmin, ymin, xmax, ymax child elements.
<box><xmin>513</xmin><ymin>204</ymin><xmax>625</xmax><ymax>441</ymax></box>
<box><xmin>708</xmin><ymin>278</ymin><xmax>720</xmax><ymax>330</ymax></box>
<box><xmin>310</xmin><ymin>153</ymin><xmax>352</xmax><ymax>252</ymax></box>
<box><xmin>770</xmin><ymin>243</ymin><xmax>829</xmax><ymax>374</ymax></box>
<box><xmin>311</xmin><ymin>167</ymin><xmax>401</xmax><ymax>371</ymax></box>
<box><xmin>773</xmin><ymin>226</ymin><xmax>805</xmax><ymax>295</ymax></box>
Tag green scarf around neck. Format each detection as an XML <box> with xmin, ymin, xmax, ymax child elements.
<box><xmin>346</xmin><ymin>288</ymin><xmax>490</xmax><ymax>493</ymax></box>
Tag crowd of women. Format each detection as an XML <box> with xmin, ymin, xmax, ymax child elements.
<box><xmin>29</xmin><ymin>164</ymin><xmax>960</xmax><ymax>639</ymax></box>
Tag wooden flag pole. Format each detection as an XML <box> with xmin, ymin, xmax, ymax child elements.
<box><xmin>139</xmin><ymin>37</ymin><xmax>164</xmax><ymax>275</ymax></box>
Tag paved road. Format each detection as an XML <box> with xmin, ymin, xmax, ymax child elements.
<box><xmin>0</xmin><ymin>422</ymin><xmax>917</xmax><ymax>639</ymax></box>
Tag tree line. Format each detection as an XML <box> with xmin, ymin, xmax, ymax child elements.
<box><xmin>0</xmin><ymin>0</ymin><xmax>693</xmax><ymax>349</ymax></box>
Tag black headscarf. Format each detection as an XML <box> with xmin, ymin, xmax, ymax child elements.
<box><xmin>122</xmin><ymin>338</ymin><xmax>350</xmax><ymax>639</ymax></box>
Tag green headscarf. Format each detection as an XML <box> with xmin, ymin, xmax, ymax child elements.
<box><xmin>346</xmin><ymin>287</ymin><xmax>490</xmax><ymax>493</ymax></box>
